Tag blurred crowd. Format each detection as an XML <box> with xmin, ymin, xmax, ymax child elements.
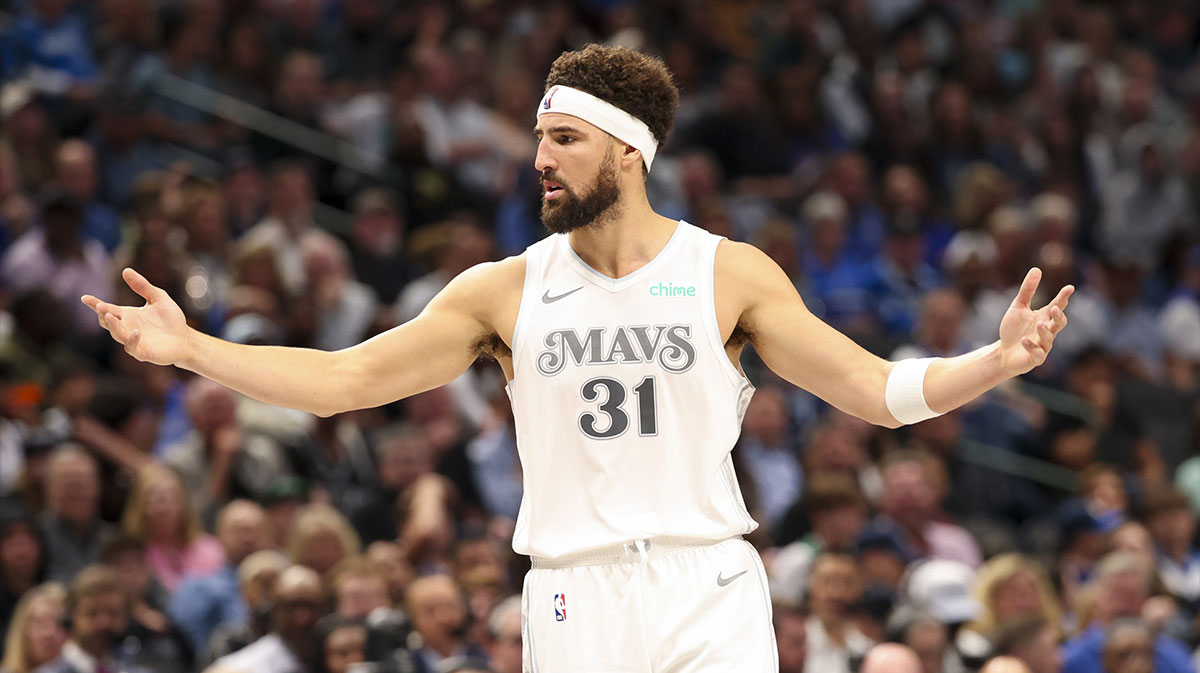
<box><xmin>0</xmin><ymin>0</ymin><xmax>1198</xmax><ymax>673</ymax></box>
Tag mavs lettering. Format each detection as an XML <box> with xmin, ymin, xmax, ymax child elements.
<box><xmin>536</xmin><ymin>325</ymin><xmax>696</xmax><ymax>376</ymax></box>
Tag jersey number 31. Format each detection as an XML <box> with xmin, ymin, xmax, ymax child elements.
<box><xmin>578</xmin><ymin>376</ymin><xmax>658</xmax><ymax>440</ymax></box>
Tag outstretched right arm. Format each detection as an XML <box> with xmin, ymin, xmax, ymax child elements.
<box><xmin>83</xmin><ymin>263</ymin><xmax>515</xmax><ymax>417</ymax></box>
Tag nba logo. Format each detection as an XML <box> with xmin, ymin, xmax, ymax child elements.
<box><xmin>543</xmin><ymin>86</ymin><xmax>559</xmax><ymax>109</ymax></box>
<box><xmin>553</xmin><ymin>593</ymin><xmax>566</xmax><ymax>621</ymax></box>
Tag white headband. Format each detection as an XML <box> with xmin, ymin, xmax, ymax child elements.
<box><xmin>537</xmin><ymin>85</ymin><xmax>658</xmax><ymax>171</ymax></box>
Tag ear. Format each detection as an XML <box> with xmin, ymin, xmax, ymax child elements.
<box><xmin>620</xmin><ymin>143</ymin><xmax>642</xmax><ymax>171</ymax></box>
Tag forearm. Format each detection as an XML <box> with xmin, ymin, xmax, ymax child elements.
<box><xmin>920</xmin><ymin>341</ymin><xmax>1011</xmax><ymax>415</ymax></box>
<box><xmin>180</xmin><ymin>329</ymin><xmax>351</xmax><ymax>417</ymax></box>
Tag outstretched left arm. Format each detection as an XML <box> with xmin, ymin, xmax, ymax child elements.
<box><xmin>720</xmin><ymin>242</ymin><xmax>1072</xmax><ymax>428</ymax></box>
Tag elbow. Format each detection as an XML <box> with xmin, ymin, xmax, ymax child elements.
<box><xmin>876</xmin><ymin>416</ymin><xmax>903</xmax><ymax>430</ymax></box>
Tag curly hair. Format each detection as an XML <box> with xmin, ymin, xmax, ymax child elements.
<box><xmin>545</xmin><ymin>44</ymin><xmax>679</xmax><ymax>148</ymax></box>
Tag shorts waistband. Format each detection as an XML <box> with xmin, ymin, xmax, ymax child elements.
<box><xmin>530</xmin><ymin>536</ymin><xmax>740</xmax><ymax>569</ymax></box>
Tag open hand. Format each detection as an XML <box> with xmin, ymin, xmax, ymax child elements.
<box><xmin>999</xmin><ymin>268</ymin><xmax>1073</xmax><ymax>376</ymax></box>
<box><xmin>81</xmin><ymin>268</ymin><xmax>191</xmax><ymax>367</ymax></box>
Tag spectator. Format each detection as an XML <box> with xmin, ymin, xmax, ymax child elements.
<box><xmin>299</xmin><ymin>235</ymin><xmax>378</xmax><ymax>352</ymax></box>
<box><xmin>97</xmin><ymin>535</ymin><xmax>193</xmax><ymax>673</ymax></box>
<box><xmin>120</xmin><ymin>463</ymin><xmax>224</xmax><ymax>593</ymax></box>
<box><xmin>980</xmin><ymin>656</ymin><xmax>1035</xmax><ymax>673</ymax></box>
<box><xmin>770</xmin><ymin>471</ymin><xmax>868</xmax><ymax>605</ymax></box>
<box><xmin>0</xmin><ymin>583</ymin><xmax>66</xmax><ymax>673</ymax></box>
<box><xmin>1101</xmin><ymin>619</ymin><xmax>1157</xmax><ymax>673</ymax></box>
<box><xmin>859</xmin><ymin>643</ymin><xmax>921</xmax><ymax>673</ymax></box>
<box><xmin>32</xmin><ymin>566</ymin><xmax>144</xmax><ymax>673</ymax></box>
<box><xmin>775</xmin><ymin>603</ymin><xmax>808</xmax><ymax>673</ymax></box>
<box><xmin>0</xmin><ymin>508</ymin><xmax>48</xmax><ymax>652</ymax></box>
<box><xmin>163</xmin><ymin>378</ymin><xmax>294</xmax><ymax>516</ymax></box>
<box><xmin>364</xmin><ymin>542</ymin><xmax>414</xmax><ymax>609</ymax></box>
<box><xmin>239</xmin><ymin>161</ymin><xmax>330</xmax><ymax>297</ymax></box>
<box><xmin>51</xmin><ymin>140</ymin><xmax>120</xmax><ymax>253</ymax></box>
<box><xmin>285</xmin><ymin>504</ymin><xmax>361</xmax><ymax>577</ymax></box>
<box><xmin>205</xmin><ymin>565</ymin><xmax>324</xmax><ymax>673</ymax></box>
<box><xmin>346</xmin><ymin>189</ymin><xmax>415</xmax><ymax>304</ymax></box>
<box><xmin>37</xmin><ymin>447</ymin><xmax>113</xmax><ymax>584</ymax></box>
<box><xmin>1061</xmin><ymin>552</ymin><xmax>1195</xmax><ymax>673</ymax></box>
<box><xmin>739</xmin><ymin>386</ymin><xmax>804</xmax><ymax>535</ymax></box>
<box><xmin>314</xmin><ymin>615</ymin><xmax>367</xmax><ymax>673</ymax></box>
<box><xmin>898</xmin><ymin>613</ymin><xmax>950</xmax><ymax>673</ymax></box>
<box><xmin>970</xmin><ymin>554</ymin><xmax>1065</xmax><ymax>644</ymax></box>
<box><xmin>202</xmin><ymin>550</ymin><xmax>290</xmax><ymax>668</ymax></box>
<box><xmin>804</xmin><ymin>553</ymin><xmax>873</xmax><ymax>673</ymax></box>
<box><xmin>0</xmin><ymin>0</ymin><xmax>98</xmax><ymax>130</ymax></box>
<box><xmin>0</xmin><ymin>192</ymin><xmax>112</xmax><ymax>340</ymax></box>
<box><xmin>990</xmin><ymin>617</ymin><xmax>1063</xmax><ymax>673</ymax></box>
<box><xmin>483</xmin><ymin>596</ymin><xmax>521</xmax><ymax>673</ymax></box>
<box><xmin>1142</xmin><ymin>488</ymin><xmax>1200</xmax><ymax>616</ymax></box>
<box><xmin>329</xmin><ymin>558</ymin><xmax>389</xmax><ymax>620</ymax></box>
<box><xmin>405</xmin><ymin>574</ymin><xmax>486</xmax><ymax>673</ymax></box>
<box><xmin>877</xmin><ymin>451</ymin><xmax>982</xmax><ymax>568</ymax></box>
<box><xmin>168</xmin><ymin>500</ymin><xmax>269</xmax><ymax>654</ymax></box>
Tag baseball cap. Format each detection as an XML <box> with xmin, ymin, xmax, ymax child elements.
<box><xmin>905</xmin><ymin>559</ymin><xmax>981</xmax><ymax>624</ymax></box>
<box><xmin>856</xmin><ymin>519</ymin><xmax>917</xmax><ymax>564</ymax></box>
<box><xmin>1056</xmin><ymin>499</ymin><xmax>1123</xmax><ymax>540</ymax></box>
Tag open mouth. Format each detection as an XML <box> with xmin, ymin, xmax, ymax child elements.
<box><xmin>542</xmin><ymin>179</ymin><xmax>565</xmax><ymax>200</ymax></box>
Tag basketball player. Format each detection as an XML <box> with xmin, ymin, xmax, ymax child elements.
<box><xmin>84</xmin><ymin>45</ymin><xmax>1072</xmax><ymax>672</ymax></box>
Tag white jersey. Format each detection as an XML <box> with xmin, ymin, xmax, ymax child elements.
<box><xmin>507</xmin><ymin>221</ymin><xmax>759</xmax><ymax>558</ymax></box>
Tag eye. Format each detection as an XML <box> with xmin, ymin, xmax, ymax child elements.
<box><xmin>557</xmin><ymin>135</ymin><xmax>575</xmax><ymax>144</ymax></box>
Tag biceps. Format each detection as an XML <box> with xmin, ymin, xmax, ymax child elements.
<box><xmin>750</xmin><ymin>298</ymin><xmax>890</xmax><ymax>418</ymax></box>
<box><xmin>337</xmin><ymin>306</ymin><xmax>485</xmax><ymax>410</ymax></box>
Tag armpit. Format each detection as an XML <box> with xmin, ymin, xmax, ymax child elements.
<box><xmin>472</xmin><ymin>333</ymin><xmax>512</xmax><ymax>360</ymax></box>
<box><xmin>727</xmin><ymin>323</ymin><xmax>753</xmax><ymax>349</ymax></box>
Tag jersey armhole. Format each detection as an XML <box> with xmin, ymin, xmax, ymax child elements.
<box><xmin>508</xmin><ymin>241</ymin><xmax>543</xmax><ymax>383</ymax></box>
<box><xmin>700</xmin><ymin>236</ymin><xmax>754</xmax><ymax>390</ymax></box>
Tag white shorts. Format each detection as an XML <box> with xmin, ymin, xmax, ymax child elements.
<box><xmin>521</xmin><ymin>536</ymin><xmax>778</xmax><ymax>673</ymax></box>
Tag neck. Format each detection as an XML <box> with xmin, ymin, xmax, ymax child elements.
<box><xmin>566</xmin><ymin>190</ymin><xmax>675</xmax><ymax>279</ymax></box>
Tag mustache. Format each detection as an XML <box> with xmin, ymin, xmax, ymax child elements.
<box><xmin>540</xmin><ymin>172</ymin><xmax>568</xmax><ymax>189</ymax></box>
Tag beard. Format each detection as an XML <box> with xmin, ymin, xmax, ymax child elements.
<box><xmin>540</xmin><ymin>150</ymin><xmax>621</xmax><ymax>234</ymax></box>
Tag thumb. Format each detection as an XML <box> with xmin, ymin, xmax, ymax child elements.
<box><xmin>122</xmin><ymin>268</ymin><xmax>166</xmax><ymax>303</ymax></box>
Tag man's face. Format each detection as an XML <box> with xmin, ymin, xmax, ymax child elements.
<box><xmin>409</xmin><ymin>578</ymin><xmax>466</xmax><ymax>644</ymax></box>
<box><xmin>73</xmin><ymin>591</ymin><xmax>127</xmax><ymax>657</ymax></box>
<box><xmin>809</xmin><ymin>557</ymin><xmax>861</xmax><ymax>623</ymax></box>
<box><xmin>535</xmin><ymin>114</ymin><xmax>623</xmax><ymax>234</ymax></box>
<box><xmin>274</xmin><ymin>578</ymin><xmax>324</xmax><ymax>647</ymax></box>
<box><xmin>336</xmin><ymin>575</ymin><xmax>390</xmax><ymax>618</ymax></box>
<box><xmin>323</xmin><ymin>624</ymin><xmax>366</xmax><ymax>673</ymax></box>
<box><xmin>1018</xmin><ymin>627</ymin><xmax>1062</xmax><ymax>673</ymax></box>
<box><xmin>775</xmin><ymin>611</ymin><xmax>807</xmax><ymax>673</ymax></box>
<box><xmin>488</xmin><ymin>610</ymin><xmax>522</xmax><ymax>673</ymax></box>
<box><xmin>1103</xmin><ymin>628</ymin><xmax>1153</xmax><ymax>673</ymax></box>
<box><xmin>48</xmin><ymin>457</ymin><xmax>99</xmax><ymax>525</ymax></box>
<box><xmin>218</xmin><ymin>506</ymin><xmax>267</xmax><ymax>565</ymax></box>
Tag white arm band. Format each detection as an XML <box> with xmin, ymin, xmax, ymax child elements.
<box><xmin>885</xmin><ymin>357</ymin><xmax>943</xmax><ymax>425</ymax></box>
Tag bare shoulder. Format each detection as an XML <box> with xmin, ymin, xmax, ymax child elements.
<box><xmin>435</xmin><ymin>253</ymin><xmax>526</xmax><ymax>353</ymax></box>
<box><xmin>713</xmin><ymin>239</ymin><xmax>794</xmax><ymax>300</ymax></box>
<box><xmin>436</xmin><ymin>253</ymin><xmax>527</xmax><ymax>310</ymax></box>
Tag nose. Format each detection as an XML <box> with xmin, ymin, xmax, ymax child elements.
<box><xmin>535</xmin><ymin>137</ymin><xmax>557</xmax><ymax>173</ymax></box>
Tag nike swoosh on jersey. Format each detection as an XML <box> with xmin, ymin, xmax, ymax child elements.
<box><xmin>542</xmin><ymin>287</ymin><xmax>584</xmax><ymax>304</ymax></box>
<box><xmin>716</xmin><ymin>570</ymin><xmax>747</xmax><ymax>587</ymax></box>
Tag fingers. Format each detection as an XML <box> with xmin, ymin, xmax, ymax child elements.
<box><xmin>1012</xmin><ymin>267</ymin><xmax>1042</xmax><ymax>309</ymax></box>
<box><xmin>122</xmin><ymin>267</ymin><xmax>164</xmax><ymax>303</ymax></box>
<box><xmin>1021</xmin><ymin>336</ymin><xmax>1048</xmax><ymax>365</ymax></box>
<box><xmin>1048</xmin><ymin>284</ymin><xmax>1074</xmax><ymax>311</ymax></box>
<box><xmin>1050</xmin><ymin>305</ymin><xmax>1068</xmax><ymax>332</ymax></box>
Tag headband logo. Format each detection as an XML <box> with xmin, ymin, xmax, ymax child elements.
<box><xmin>543</xmin><ymin>86</ymin><xmax>559</xmax><ymax>110</ymax></box>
